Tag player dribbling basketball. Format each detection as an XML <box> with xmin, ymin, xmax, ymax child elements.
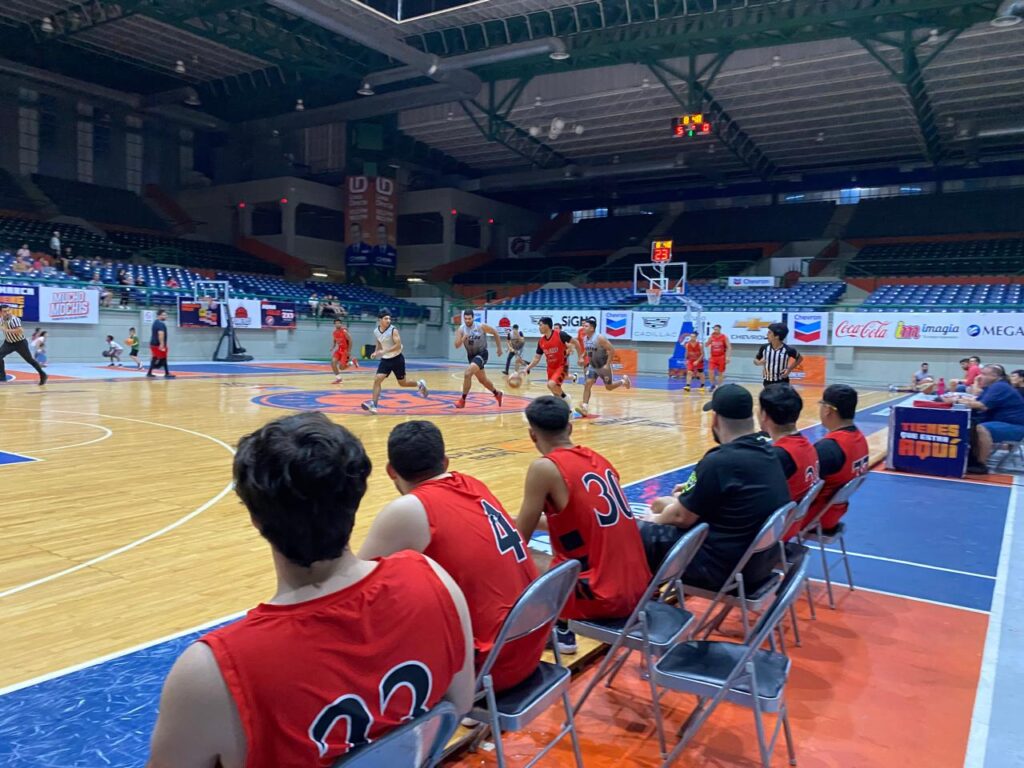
<box><xmin>524</xmin><ymin>317</ymin><xmax>582</xmax><ymax>410</ymax></box>
<box><xmin>363</xmin><ymin>310</ymin><xmax>428</xmax><ymax>414</ymax></box>
<box><xmin>576</xmin><ymin>317</ymin><xmax>631</xmax><ymax>416</ymax></box>
<box><xmin>683</xmin><ymin>332</ymin><xmax>705</xmax><ymax>392</ymax></box>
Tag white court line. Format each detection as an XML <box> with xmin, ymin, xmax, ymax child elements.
<box><xmin>0</xmin><ymin>407</ymin><xmax>236</xmax><ymax>600</ymax></box>
<box><xmin>964</xmin><ymin>483</ymin><xmax>1018</xmax><ymax>767</ymax></box>
<box><xmin>0</xmin><ymin>609</ymin><xmax>247</xmax><ymax>697</ymax></box>
<box><xmin>0</xmin><ymin>417</ymin><xmax>114</xmax><ymax>453</ymax></box>
<box><xmin>821</xmin><ymin>548</ymin><xmax>996</xmax><ymax>580</ymax></box>
<box><xmin>820</xmin><ymin>582</ymin><xmax>990</xmax><ymax>615</ymax></box>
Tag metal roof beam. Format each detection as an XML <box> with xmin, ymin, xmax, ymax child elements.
<box><xmin>650</xmin><ymin>56</ymin><xmax>777</xmax><ymax>181</ymax></box>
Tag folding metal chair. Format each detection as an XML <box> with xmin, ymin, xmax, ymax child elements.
<box><xmin>651</xmin><ymin>561</ymin><xmax>809</xmax><ymax>768</ymax></box>
<box><xmin>337</xmin><ymin>700</ymin><xmax>458</xmax><ymax>768</ymax></box>
<box><xmin>468</xmin><ymin>559</ymin><xmax>584</xmax><ymax>768</ymax></box>
<box><xmin>798</xmin><ymin>474</ymin><xmax>868</xmax><ymax>609</ymax></box>
<box><xmin>992</xmin><ymin>439</ymin><xmax>1024</xmax><ymax>472</ymax></box>
<box><xmin>780</xmin><ymin>479</ymin><xmax>826</xmax><ymax>638</ymax></box>
<box><xmin>570</xmin><ymin>523</ymin><xmax>709</xmax><ymax>756</ymax></box>
<box><xmin>686</xmin><ymin>504</ymin><xmax>794</xmax><ymax>642</ymax></box>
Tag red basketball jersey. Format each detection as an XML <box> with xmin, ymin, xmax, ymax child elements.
<box><xmin>200</xmin><ymin>552</ymin><xmax>464</xmax><ymax>767</ymax></box>
<box><xmin>536</xmin><ymin>330</ymin><xmax>571</xmax><ymax>372</ymax></box>
<box><xmin>543</xmin><ymin>446</ymin><xmax>651</xmax><ymax>620</ymax></box>
<box><xmin>685</xmin><ymin>340</ymin><xmax>702</xmax><ymax>361</ymax></box>
<box><xmin>805</xmin><ymin>427</ymin><xmax>869</xmax><ymax>532</ymax></box>
<box><xmin>577</xmin><ymin>328</ymin><xmax>589</xmax><ymax>366</ymax></box>
<box><xmin>706</xmin><ymin>334</ymin><xmax>728</xmax><ymax>358</ymax></box>
<box><xmin>332</xmin><ymin>328</ymin><xmax>349</xmax><ymax>357</ymax></box>
<box><xmin>775</xmin><ymin>433</ymin><xmax>821</xmax><ymax>539</ymax></box>
<box><xmin>412</xmin><ymin>472</ymin><xmax>544</xmax><ymax>691</ymax></box>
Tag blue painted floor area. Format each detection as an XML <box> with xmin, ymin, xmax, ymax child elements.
<box><xmin>0</xmin><ymin>451</ymin><xmax>37</xmax><ymax>466</ymax></box>
<box><xmin>0</xmin><ymin>393</ymin><xmax>1008</xmax><ymax>766</ymax></box>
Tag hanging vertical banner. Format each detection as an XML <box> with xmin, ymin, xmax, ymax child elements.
<box><xmin>344</xmin><ymin>176</ymin><xmax>398</xmax><ymax>270</ymax></box>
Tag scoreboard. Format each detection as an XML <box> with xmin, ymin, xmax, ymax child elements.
<box><xmin>672</xmin><ymin>113</ymin><xmax>712</xmax><ymax>138</ymax></box>
<box><xmin>651</xmin><ymin>240</ymin><xmax>673</xmax><ymax>262</ymax></box>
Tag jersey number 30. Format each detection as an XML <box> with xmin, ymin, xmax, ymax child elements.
<box><xmin>582</xmin><ymin>469</ymin><xmax>634</xmax><ymax>527</ymax></box>
<box><xmin>482</xmin><ymin>499</ymin><xmax>528</xmax><ymax>562</ymax></box>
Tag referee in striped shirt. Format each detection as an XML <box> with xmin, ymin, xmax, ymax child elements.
<box><xmin>754</xmin><ymin>322</ymin><xmax>801</xmax><ymax>388</ymax></box>
<box><xmin>0</xmin><ymin>304</ymin><xmax>48</xmax><ymax>385</ymax></box>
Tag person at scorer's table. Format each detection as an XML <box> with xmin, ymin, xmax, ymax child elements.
<box><xmin>943</xmin><ymin>364</ymin><xmax>1024</xmax><ymax>473</ymax></box>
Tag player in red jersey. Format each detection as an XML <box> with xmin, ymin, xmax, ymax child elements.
<box><xmin>524</xmin><ymin>316</ymin><xmax>582</xmax><ymax>410</ymax></box>
<box><xmin>359</xmin><ymin>421</ymin><xmax>545</xmax><ymax>693</ymax></box>
<box><xmin>516</xmin><ymin>396</ymin><xmax>652</xmax><ymax>653</ymax></box>
<box><xmin>704</xmin><ymin>324</ymin><xmax>731</xmax><ymax>391</ymax></box>
<box><xmin>683</xmin><ymin>332</ymin><xmax>705</xmax><ymax>392</ymax></box>
<box><xmin>758</xmin><ymin>385</ymin><xmax>820</xmax><ymax>539</ymax></box>
<box><xmin>148</xmin><ymin>413</ymin><xmax>474</xmax><ymax>768</ymax></box>
<box><xmin>804</xmin><ymin>384</ymin><xmax>869</xmax><ymax>535</ymax></box>
<box><xmin>330</xmin><ymin>317</ymin><xmax>355</xmax><ymax>383</ymax></box>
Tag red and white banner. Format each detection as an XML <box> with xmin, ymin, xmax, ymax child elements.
<box><xmin>38</xmin><ymin>286</ymin><xmax>99</xmax><ymax>324</ymax></box>
<box><xmin>830</xmin><ymin>312</ymin><xmax>961</xmax><ymax>349</ymax></box>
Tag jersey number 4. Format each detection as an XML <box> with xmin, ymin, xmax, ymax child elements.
<box><xmin>482</xmin><ymin>499</ymin><xmax>528</xmax><ymax>562</ymax></box>
<box><xmin>308</xmin><ymin>661</ymin><xmax>433</xmax><ymax>758</ymax></box>
<box><xmin>582</xmin><ymin>469</ymin><xmax>635</xmax><ymax>527</ymax></box>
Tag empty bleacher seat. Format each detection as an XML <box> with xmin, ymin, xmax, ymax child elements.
<box><xmin>665</xmin><ymin>203</ymin><xmax>835</xmax><ymax>245</ymax></box>
<box><xmin>860</xmin><ymin>282</ymin><xmax>1024</xmax><ymax>310</ymax></box>
<box><xmin>848</xmin><ymin>239</ymin><xmax>1024</xmax><ymax>277</ymax></box>
<box><xmin>549</xmin><ymin>214</ymin><xmax>658</xmax><ymax>254</ymax></box>
<box><xmin>845</xmin><ymin>190</ymin><xmax>1024</xmax><ymax>238</ymax></box>
<box><xmin>32</xmin><ymin>175</ymin><xmax>169</xmax><ymax>231</ymax></box>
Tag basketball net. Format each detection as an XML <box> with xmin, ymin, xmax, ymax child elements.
<box><xmin>646</xmin><ymin>286</ymin><xmax>662</xmax><ymax>306</ymax></box>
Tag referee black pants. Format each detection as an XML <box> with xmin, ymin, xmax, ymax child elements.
<box><xmin>0</xmin><ymin>339</ymin><xmax>45</xmax><ymax>381</ymax></box>
<box><xmin>763</xmin><ymin>377</ymin><xmax>791</xmax><ymax>389</ymax></box>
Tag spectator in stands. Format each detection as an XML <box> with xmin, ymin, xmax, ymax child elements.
<box><xmin>49</xmin><ymin>231</ymin><xmax>60</xmax><ymax>259</ymax></box>
<box><xmin>1011</xmin><ymin>369</ymin><xmax>1024</xmax><ymax>399</ymax></box>
<box><xmin>60</xmin><ymin>246</ymin><xmax>73</xmax><ymax>272</ymax></box>
<box><xmin>755</xmin><ymin>322</ymin><xmax>802</xmax><ymax>388</ymax></box>
<box><xmin>117</xmin><ymin>268</ymin><xmax>129</xmax><ymax>285</ymax></box>
<box><xmin>31</xmin><ymin>254</ymin><xmax>44</xmax><ymax>272</ymax></box>
<box><xmin>308</xmin><ymin>292</ymin><xmax>320</xmax><ymax>317</ymax></box>
<box><xmin>891</xmin><ymin>362</ymin><xmax>935</xmax><ymax>393</ymax></box>
<box><xmin>136</xmin><ymin>275</ymin><xmax>147</xmax><ymax>288</ymax></box>
<box><xmin>92</xmin><ymin>272</ymin><xmax>113</xmax><ymax>307</ymax></box>
<box><xmin>945</xmin><ymin>364</ymin><xmax>1024</xmax><ymax>472</ymax></box>
<box><xmin>802</xmin><ymin>384</ymin><xmax>869</xmax><ymax>535</ymax></box>
<box><xmin>951</xmin><ymin>356</ymin><xmax>982</xmax><ymax>393</ymax></box>
<box><xmin>148</xmin><ymin>413</ymin><xmax>474</xmax><ymax>766</ymax></box>
<box><xmin>12</xmin><ymin>256</ymin><xmax>30</xmax><ymax>274</ymax></box>
<box><xmin>640</xmin><ymin>384</ymin><xmax>791</xmax><ymax>590</ymax></box>
<box><xmin>359</xmin><ymin>421</ymin><xmax>545</xmax><ymax>693</ymax></box>
<box><xmin>16</xmin><ymin>243</ymin><xmax>31</xmax><ymax>264</ymax></box>
<box><xmin>758</xmin><ymin>384</ymin><xmax>820</xmax><ymax>538</ymax></box>
<box><xmin>165</xmin><ymin>276</ymin><xmax>179</xmax><ymax>289</ymax></box>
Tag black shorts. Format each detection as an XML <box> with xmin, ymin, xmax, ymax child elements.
<box><xmin>129</xmin><ymin>349</ymin><xmax>139</xmax><ymax>357</ymax></box>
<box><xmin>586</xmin><ymin>365</ymin><xmax>613</xmax><ymax>385</ymax></box>
<box><xmin>377</xmin><ymin>354</ymin><xmax>407</xmax><ymax>380</ymax></box>
<box><xmin>467</xmin><ymin>348</ymin><xmax>489</xmax><ymax>369</ymax></box>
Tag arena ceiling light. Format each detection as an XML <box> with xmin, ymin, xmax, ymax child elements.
<box><xmin>357</xmin><ymin>82</ymin><xmax>375</xmax><ymax>96</ymax></box>
<box><xmin>992</xmin><ymin>0</ymin><xmax>1024</xmax><ymax>26</ymax></box>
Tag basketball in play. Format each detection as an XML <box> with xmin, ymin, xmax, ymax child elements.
<box><xmin>508</xmin><ymin>372</ymin><xmax>523</xmax><ymax>389</ymax></box>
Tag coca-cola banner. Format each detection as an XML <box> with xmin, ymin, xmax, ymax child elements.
<box><xmin>831</xmin><ymin>312</ymin><xmax>993</xmax><ymax>349</ymax></box>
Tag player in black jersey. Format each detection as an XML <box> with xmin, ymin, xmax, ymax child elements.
<box><xmin>454</xmin><ymin>308</ymin><xmax>505</xmax><ymax>409</ymax></box>
<box><xmin>576</xmin><ymin>318</ymin><xmax>630</xmax><ymax>416</ymax></box>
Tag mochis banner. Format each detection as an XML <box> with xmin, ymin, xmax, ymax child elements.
<box><xmin>886</xmin><ymin>405</ymin><xmax>969</xmax><ymax>478</ymax></box>
<box><xmin>260</xmin><ymin>301</ymin><xmax>297</xmax><ymax>330</ymax></box>
<box><xmin>0</xmin><ymin>284</ymin><xmax>99</xmax><ymax>323</ymax></box>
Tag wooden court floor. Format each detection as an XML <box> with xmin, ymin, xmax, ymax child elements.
<box><xmin>0</xmin><ymin>368</ymin><xmax>891</xmax><ymax>689</ymax></box>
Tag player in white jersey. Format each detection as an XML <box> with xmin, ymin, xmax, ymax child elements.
<box><xmin>363</xmin><ymin>310</ymin><xmax>428</xmax><ymax>414</ymax></box>
<box><xmin>453</xmin><ymin>308</ymin><xmax>504</xmax><ymax>409</ymax></box>
<box><xmin>575</xmin><ymin>317</ymin><xmax>631</xmax><ymax>416</ymax></box>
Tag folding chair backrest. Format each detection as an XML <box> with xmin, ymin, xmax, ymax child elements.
<box><xmin>337</xmin><ymin>700</ymin><xmax>458</xmax><ymax>768</ymax></box>
<box><xmin>476</xmin><ymin>559</ymin><xmax>581</xmax><ymax>682</ymax></box>
<box><xmin>749</xmin><ymin>560</ymin><xmax>810</xmax><ymax>647</ymax></box>
<box><xmin>804</xmin><ymin>474</ymin><xmax>868</xmax><ymax>530</ymax></box>
<box><xmin>750</xmin><ymin>503</ymin><xmax>793</xmax><ymax>555</ymax></box>
<box><xmin>652</xmin><ymin>523</ymin><xmax>710</xmax><ymax>591</ymax></box>
<box><xmin>785</xmin><ymin>479</ymin><xmax>825</xmax><ymax>533</ymax></box>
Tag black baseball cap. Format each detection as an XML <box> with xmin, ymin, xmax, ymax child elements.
<box><xmin>702</xmin><ymin>383</ymin><xmax>754</xmax><ymax>419</ymax></box>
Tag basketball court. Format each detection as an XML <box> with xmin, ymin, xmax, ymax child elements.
<box><xmin>0</xmin><ymin>361</ymin><xmax>1015</xmax><ymax>765</ymax></box>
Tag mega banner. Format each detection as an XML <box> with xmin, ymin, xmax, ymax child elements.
<box><xmin>960</xmin><ymin>313</ymin><xmax>1024</xmax><ymax>351</ymax></box>
<box><xmin>887</xmin><ymin>405</ymin><xmax>969</xmax><ymax>478</ymax></box>
<box><xmin>830</xmin><ymin>311</ymin><xmax>1024</xmax><ymax>350</ymax></box>
<box><xmin>260</xmin><ymin>301</ymin><xmax>297</xmax><ymax>329</ymax></box>
<box><xmin>344</xmin><ymin>176</ymin><xmax>397</xmax><ymax>270</ymax></box>
<box><xmin>0</xmin><ymin>284</ymin><xmax>98</xmax><ymax>323</ymax></box>
<box><xmin>700</xmin><ymin>311</ymin><xmax>784</xmax><ymax>344</ymax></box>
<box><xmin>785</xmin><ymin>311</ymin><xmax>829</xmax><ymax>347</ymax></box>
<box><xmin>178</xmin><ymin>297</ymin><xmax>222</xmax><ymax>328</ymax></box>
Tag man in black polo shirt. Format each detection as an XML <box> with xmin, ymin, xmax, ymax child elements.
<box><xmin>639</xmin><ymin>383</ymin><xmax>791</xmax><ymax>590</ymax></box>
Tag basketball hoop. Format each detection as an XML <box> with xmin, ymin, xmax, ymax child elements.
<box><xmin>646</xmin><ymin>287</ymin><xmax>662</xmax><ymax>306</ymax></box>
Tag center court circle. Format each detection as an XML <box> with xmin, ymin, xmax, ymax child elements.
<box><xmin>252</xmin><ymin>389</ymin><xmax>535</xmax><ymax>415</ymax></box>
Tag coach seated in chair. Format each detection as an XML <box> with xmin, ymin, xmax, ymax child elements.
<box><xmin>944</xmin><ymin>364</ymin><xmax>1024</xmax><ymax>473</ymax></box>
<box><xmin>758</xmin><ymin>385</ymin><xmax>820</xmax><ymax>538</ymax></box>
<box><xmin>639</xmin><ymin>383</ymin><xmax>791</xmax><ymax>592</ymax></box>
<box><xmin>359</xmin><ymin>420</ymin><xmax>547</xmax><ymax>694</ymax></box>
<box><xmin>800</xmin><ymin>384</ymin><xmax>869</xmax><ymax>535</ymax></box>
<box><xmin>148</xmin><ymin>413</ymin><xmax>474</xmax><ymax>767</ymax></box>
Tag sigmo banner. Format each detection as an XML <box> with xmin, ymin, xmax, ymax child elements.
<box><xmin>700</xmin><ymin>311</ymin><xmax>784</xmax><ymax>344</ymax></box>
<box><xmin>786</xmin><ymin>311</ymin><xmax>829</xmax><ymax>347</ymax></box>
<box><xmin>727</xmin><ymin>276</ymin><xmax>775</xmax><ymax>288</ymax></box>
<box><xmin>486</xmin><ymin>309</ymin><xmax>602</xmax><ymax>337</ymax></box>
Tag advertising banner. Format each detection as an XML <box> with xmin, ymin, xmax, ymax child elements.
<box><xmin>344</xmin><ymin>176</ymin><xmax>397</xmax><ymax>270</ymax></box>
<box><xmin>486</xmin><ymin>309</ymin><xmax>599</xmax><ymax>337</ymax></box>
<box><xmin>789</xmin><ymin>355</ymin><xmax>826</xmax><ymax>386</ymax></box>
<box><xmin>786</xmin><ymin>311</ymin><xmax>829</xmax><ymax>347</ymax></box>
<box><xmin>225</xmin><ymin>298</ymin><xmax>262</xmax><ymax>330</ymax></box>
<box><xmin>0</xmin><ymin>284</ymin><xmax>99</xmax><ymax>324</ymax></box>
<box><xmin>611</xmin><ymin>348</ymin><xmax>638</xmax><ymax>376</ymax></box>
<box><xmin>631</xmin><ymin>311</ymin><xmax>693</xmax><ymax>342</ymax></box>
<box><xmin>727</xmin><ymin>276</ymin><xmax>775</xmax><ymax>288</ymax></box>
<box><xmin>601</xmin><ymin>310</ymin><xmax>633</xmax><ymax>341</ymax></box>
<box><xmin>701</xmin><ymin>311</ymin><xmax>783</xmax><ymax>344</ymax></box>
<box><xmin>831</xmin><ymin>312</ymin><xmax>963</xmax><ymax>349</ymax></box>
<box><xmin>178</xmin><ymin>297</ymin><xmax>222</xmax><ymax>328</ymax></box>
<box><xmin>960</xmin><ymin>313</ymin><xmax>1024</xmax><ymax>351</ymax></box>
<box><xmin>260</xmin><ymin>301</ymin><xmax>297</xmax><ymax>330</ymax></box>
<box><xmin>0</xmin><ymin>284</ymin><xmax>41</xmax><ymax>321</ymax></box>
<box><xmin>887</xmin><ymin>405</ymin><xmax>969</xmax><ymax>478</ymax></box>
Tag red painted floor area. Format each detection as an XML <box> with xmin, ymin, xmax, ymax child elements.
<box><xmin>448</xmin><ymin>588</ymin><xmax>987</xmax><ymax>767</ymax></box>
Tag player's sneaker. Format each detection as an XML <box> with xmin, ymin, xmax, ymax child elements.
<box><xmin>39</xmin><ymin>372</ymin><xmax>48</xmax><ymax>386</ymax></box>
<box><xmin>494</xmin><ymin>390</ymin><xmax>503</xmax><ymax>407</ymax></box>
<box><xmin>561</xmin><ymin>392</ymin><xmax>573</xmax><ymax>411</ymax></box>
<box><xmin>333</xmin><ymin>376</ymin><xmax>343</xmax><ymax>384</ymax></box>
<box><xmin>683</xmin><ymin>385</ymin><xmax>691</xmax><ymax>392</ymax></box>
<box><xmin>574</xmin><ymin>402</ymin><xmax>589</xmax><ymax>417</ymax></box>
<box><xmin>555</xmin><ymin>626</ymin><xmax>578</xmax><ymax>654</ymax></box>
<box><xmin>569</xmin><ymin>372</ymin><xmax>579</xmax><ymax>384</ymax></box>
<box><xmin>623</xmin><ymin>375</ymin><xmax>631</xmax><ymax>390</ymax></box>
<box><xmin>361</xmin><ymin>400</ymin><xmax>378</xmax><ymax>414</ymax></box>
<box><xmin>417</xmin><ymin>378</ymin><xmax>429</xmax><ymax>398</ymax></box>
<box><xmin>888</xmin><ymin>384</ymin><xmax>898</xmax><ymax>392</ymax></box>
<box><xmin>454</xmin><ymin>397</ymin><xmax>466</xmax><ymax>409</ymax></box>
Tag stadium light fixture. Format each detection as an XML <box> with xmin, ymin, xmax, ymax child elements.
<box><xmin>549</xmin><ymin>49</ymin><xmax>570</xmax><ymax>61</ymax></box>
<box><xmin>175</xmin><ymin>60</ymin><xmax>186</xmax><ymax>74</ymax></box>
<box><xmin>407</xmin><ymin>277</ymin><xmax>424</xmax><ymax>283</ymax></box>
<box><xmin>184</xmin><ymin>90</ymin><xmax>201</xmax><ymax>107</ymax></box>
<box><xmin>40</xmin><ymin>17</ymin><xmax>54</xmax><ymax>33</ymax></box>
<box><xmin>992</xmin><ymin>0</ymin><xmax>1024</xmax><ymax>25</ymax></box>
<box><xmin>295</xmin><ymin>98</ymin><xmax>305</xmax><ymax>111</ymax></box>
<box><xmin>357</xmin><ymin>82</ymin><xmax>375</xmax><ymax>96</ymax></box>
<box><xmin>312</xmin><ymin>271</ymin><xmax>328</xmax><ymax>278</ymax></box>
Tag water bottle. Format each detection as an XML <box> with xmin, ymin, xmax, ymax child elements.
<box><xmin>937</xmin><ymin>377</ymin><xmax>946</xmax><ymax>396</ymax></box>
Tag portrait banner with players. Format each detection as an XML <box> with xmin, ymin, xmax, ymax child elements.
<box><xmin>344</xmin><ymin>176</ymin><xmax>397</xmax><ymax>271</ymax></box>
